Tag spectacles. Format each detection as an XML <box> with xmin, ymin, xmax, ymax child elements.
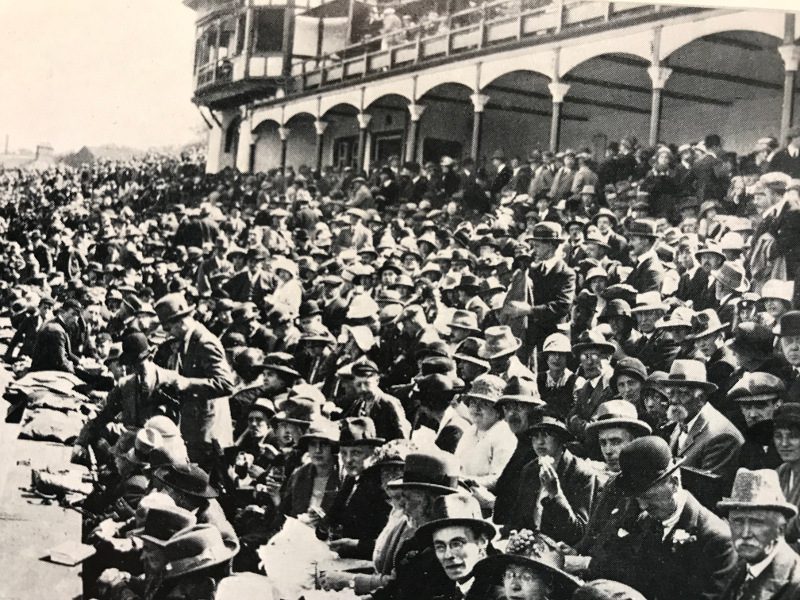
<box><xmin>579</xmin><ymin>351</ymin><xmax>602</xmax><ymax>360</ymax></box>
<box><xmin>433</xmin><ymin>539</ymin><xmax>468</xmax><ymax>554</ymax></box>
<box><xmin>503</xmin><ymin>569</ymin><xmax>539</xmax><ymax>584</ymax></box>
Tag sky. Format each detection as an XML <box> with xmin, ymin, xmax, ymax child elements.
<box><xmin>0</xmin><ymin>0</ymin><xmax>202</xmax><ymax>154</ymax></box>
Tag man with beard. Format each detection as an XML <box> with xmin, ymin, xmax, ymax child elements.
<box><xmin>729</xmin><ymin>373</ymin><xmax>784</xmax><ymax>471</ymax></box>
<box><xmin>341</xmin><ymin>359</ymin><xmax>409</xmax><ymax>441</ymax></box>
<box><xmin>717</xmin><ymin>469</ymin><xmax>800</xmax><ymax>600</ymax></box>
<box><xmin>661</xmin><ymin>360</ymin><xmax>744</xmax><ymax>489</ymax></box>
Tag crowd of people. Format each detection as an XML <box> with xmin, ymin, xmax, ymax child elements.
<box><xmin>3</xmin><ymin>125</ymin><xmax>800</xmax><ymax>600</ymax></box>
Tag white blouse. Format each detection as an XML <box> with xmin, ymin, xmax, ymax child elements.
<box><xmin>454</xmin><ymin>419</ymin><xmax>517</xmax><ymax>490</ymax></box>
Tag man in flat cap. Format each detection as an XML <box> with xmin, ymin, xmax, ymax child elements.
<box><xmin>341</xmin><ymin>358</ymin><xmax>409</xmax><ymax>441</ymax></box>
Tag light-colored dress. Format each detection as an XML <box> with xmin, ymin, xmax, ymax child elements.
<box><xmin>454</xmin><ymin>419</ymin><xmax>517</xmax><ymax>490</ymax></box>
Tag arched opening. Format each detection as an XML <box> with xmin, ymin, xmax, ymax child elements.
<box><xmin>320</xmin><ymin>103</ymin><xmax>360</xmax><ymax>169</ymax></box>
<box><xmin>252</xmin><ymin>119</ymin><xmax>281</xmax><ymax>174</ymax></box>
<box><xmin>364</xmin><ymin>93</ymin><xmax>411</xmax><ymax>166</ymax></box>
<box><xmin>417</xmin><ymin>81</ymin><xmax>473</xmax><ymax>164</ymax></box>
<box><xmin>284</xmin><ymin>112</ymin><xmax>317</xmax><ymax>172</ymax></box>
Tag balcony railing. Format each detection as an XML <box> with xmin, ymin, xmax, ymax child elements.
<box><xmin>290</xmin><ymin>0</ymin><xmax>669</xmax><ymax>92</ymax></box>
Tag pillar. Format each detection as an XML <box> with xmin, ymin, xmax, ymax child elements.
<box><xmin>405</xmin><ymin>103</ymin><xmax>426</xmax><ymax>162</ymax></box>
<box><xmin>242</xmin><ymin>0</ymin><xmax>254</xmax><ymax>77</ymax></box>
<box><xmin>547</xmin><ymin>82</ymin><xmax>569</xmax><ymax>153</ymax></box>
<box><xmin>779</xmin><ymin>44</ymin><xmax>800</xmax><ymax>142</ymax></box>
<box><xmin>314</xmin><ymin>120</ymin><xmax>328</xmax><ymax>173</ymax></box>
<box><xmin>278</xmin><ymin>126</ymin><xmax>290</xmax><ymax>174</ymax></box>
<box><xmin>235</xmin><ymin>121</ymin><xmax>253</xmax><ymax>172</ymax></box>
<box><xmin>356</xmin><ymin>112</ymin><xmax>372</xmax><ymax>173</ymax></box>
<box><xmin>470</xmin><ymin>93</ymin><xmax>490</xmax><ymax>163</ymax></box>
<box><xmin>647</xmin><ymin>65</ymin><xmax>672</xmax><ymax>147</ymax></box>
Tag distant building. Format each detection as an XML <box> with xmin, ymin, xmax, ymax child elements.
<box><xmin>0</xmin><ymin>144</ymin><xmax>56</xmax><ymax>169</ymax></box>
<box><xmin>185</xmin><ymin>0</ymin><xmax>800</xmax><ymax>174</ymax></box>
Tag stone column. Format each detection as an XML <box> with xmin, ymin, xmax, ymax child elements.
<box><xmin>405</xmin><ymin>103</ymin><xmax>426</xmax><ymax>162</ymax></box>
<box><xmin>278</xmin><ymin>126</ymin><xmax>290</xmax><ymax>175</ymax></box>
<box><xmin>779</xmin><ymin>44</ymin><xmax>800</xmax><ymax>142</ymax></box>
<box><xmin>314</xmin><ymin>120</ymin><xmax>328</xmax><ymax>173</ymax></box>
<box><xmin>547</xmin><ymin>82</ymin><xmax>570</xmax><ymax>153</ymax></box>
<box><xmin>647</xmin><ymin>65</ymin><xmax>672</xmax><ymax>147</ymax></box>
<box><xmin>470</xmin><ymin>93</ymin><xmax>490</xmax><ymax>163</ymax></box>
<box><xmin>356</xmin><ymin>113</ymin><xmax>372</xmax><ymax>172</ymax></box>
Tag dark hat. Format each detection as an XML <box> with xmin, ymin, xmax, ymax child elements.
<box><xmin>419</xmin><ymin>356</ymin><xmax>457</xmax><ymax>376</ymax></box>
<box><xmin>497</xmin><ymin>376</ymin><xmax>545</xmax><ymax>406</ymax></box>
<box><xmin>413</xmin><ymin>373</ymin><xmax>462</xmax><ymax>407</ymax></box>
<box><xmin>602</xmin><ymin>283</ymin><xmax>639</xmax><ymax>306</ymax></box>
<box><xmin>717</xmin><ymin>468</ymin><xmax>797</xmax><ymax>518</ymax></box>
<box><xmin>153</xmin><ymin>463</ymin><xmax>218</xmax><ymax>499</ymax></box>
<box><xmin>163</xmin><ymin>525</ymin><xmax>237</xmax><ymax>579</ymax></box>
<box><xmin>339</xmin><ymin>417</ymin><xmax>385</xmax><ymax>447</ymax></box>
<box><xmin>727</xmin><ymin>372</ymin><xmax>785</xmax><ymax>403</ymax></box>
<box><xmin>119</xmin><ymin>332</ymin><xmax>152</xmax><ymax>366</ymax></box>
<box><xmin>414</xmin><ymin>492</ymin><xmax>497</xmax><ymax>544</ymax></box>
<box><xmin>529</xmin><ymin>413</ymin><xmax>570</xmax><ymax>439</ymax></box>
<box><xmin>386</xmin><ymin>450</ymin><xmax>461</xmax><ymax>494</ymax></box>
<box><xmin>626</xmin><ymin>219</ymin><xmax>660</xmax><ymax>239</ymax></box>
<box><xmin>530</xmin><ymin>221</ymin><xmax>563</xmax><ymax>243</ymax></box>
<box><xmin>453</xmin><ymin>337</ymin><xmax>491</xmax><ymax>372</ymax></box>
<box><xmin>774</xmin><ymin>403</ymin><xmax>800</xmax><ymax>430</ymax></box>
<box><xmin>298</xmin><ymin>300</ymin><xmax>322</xmax><ymax>319</ymax></box>
<box><xmin>599</xmin><ymin>299</ymin><xmax>633</xmax><ymax>322</ymax></box>
<box><xmin>352</xmin><ymin>358</ymin><xmax>380</xmax><ymax>378</ymax></box>
<box><xmin>778</xmin><ymin>311</ymin><xmax>800</xmax><ymax>337</ymax></box>
<box><xmin>728</xmin><ymin>322</ymin><xmax>774</xmax><ymax>363</ymax></box>
<box><xmin>231</xmin><ymin>302</ymin><xmax>259</xmax><ymax>322</ymax></box>
<box><xmin>573</xmin><ymin>580</ymin><xmax>648</xmax><ymax>600</ymax></box>
<box><xmin>271</xmin><ymin>397</ymin><xmax>316</xmax><ymax>425</ymax></box>
<box><xmin>154</xmin><ymin>293</ymin><xmax>194</xmax><ymax>325</ymax></box>
<box><xmin>616</xmin><ymin>436</ymin><xmax>684</xmax><ymax>496</ymax></box>
<box><xmin>572</xmin><ymin>330</ymin><xmax>615</xmax><ymax>356</ymax></box>
<box><xmin>261</xmin><ymin>353</ymin><xmax>301</xmax><ymax>378</ymax></box>
<box><xmin>612</xmin><ymin>357</ymin><xmax>648</xmax><ymax>386</ymax></box>
<box><xmin>132</xmin><ymin>505</ymin><xmax>198</xmax><ymax>546</ymax></box>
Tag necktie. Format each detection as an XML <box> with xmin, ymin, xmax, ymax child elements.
<box><xmin>735</xmin><ymin>571</ymin><xmax>756</xmax><ymax>600</ymax></box>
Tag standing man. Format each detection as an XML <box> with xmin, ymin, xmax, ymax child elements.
<box><xmin>717</xmin><ymin>468</ymin><xmax>800</xmax><ymax>600</ymax></box>
<box><xmin>154</xmin><ymin>293</ymin><xmax>235</xmax><ymax>468</ymax></box>
<box><xmin>625</xmin><ymin>219</ymin><xmax>665</xmax><ymax>293</ymax></box>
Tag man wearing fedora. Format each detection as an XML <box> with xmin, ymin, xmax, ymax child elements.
<box><xmin>412</xmin><ymin>373</ymin><xmax>469</xmax><ymax>454</ymax></box>
<box><xmin>777</xmin><ymin>311</ymin><xmax>800</xmax><ymax>400</ymax></box>
<box><xmin>154</xmin><ymin>293</ymin><xmax>236</xmax><ymax>467</ymax></box>
<box><xmin>710</xmin><ymin>262</ymin><xmax>749</xmax><ymax>327</ymax></box>
<box><xmin>500</xmin><ymin>222</ymin><xmax>576</xmax><ymax>357</ymax></box>
<box><xmin>624</xmin><ymin>219</ymin><xmax>665</xmax><ymax>294</ymax></box>
<box><xmin>479</xmin><ymin>325</ymin><xmax>535</xmax><ymax>381</ymax></box>
<box><xmin>506</xmin><ymin>411</ymin><xmax>599</xmax><ymax>545</ymax></box>
<box><xmin>223</xmin><ymin>246</ymin><xmax>272</xmax><ymax>304</ymax></box>
<box><xmin>660</xmin><ymin>360</ymin><xmax>744</xmax><ymax>488</ymax></box>
<box><xmin>587</xmin><ymin>436</ymin><xmax>737</xmax><ymax>600</ymax></box>
<box><xmin>729</xmin><ymin>373</ymin><xmax>784</xmax><ymax>471</ymax></box>
<box><xmin>717</xmin><ymin>468</ymin><xmax>800</xmax><ymax>600</ymax></box>
<box><xmin>567</xmin><ymin>330</ymin><xmax>616</xmax><ymax>439</ymax></box>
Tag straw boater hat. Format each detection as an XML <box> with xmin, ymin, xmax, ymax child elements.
<box><xmin>717</xmin><ymin>468</ymin><xmax>797</xmax><ymax>518</ymax></box>
<box><xmin>585</xmin><ymin>400</ymin><xmax>652</xmax><ymax>437</ymax></box>
<box><xmin>414</xmin><ymin>492</ymin><xmax>497</xmax><ymax>544</ymax></box>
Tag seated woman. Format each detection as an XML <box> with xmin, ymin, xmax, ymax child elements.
<box><xmin>454</xmin><ymin>374</ymin><xmax>517</xmax><ymax>491</ymax></box>
<box><xmin>280</xmin><ymin>418</ymin><xmax>340</xmax><ymax>526</ymax></box>
<box><xmin>472</xmin><ymin>529</ymin><xmax>581</xmax><ymax>600</ymax></box>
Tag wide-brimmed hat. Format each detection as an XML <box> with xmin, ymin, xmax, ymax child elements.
<box><xmin>760</xmin><ymin>279</ymin><xmax>794</xmax><ymax>305</ymax></box>
<box><xmin>498</xmin><ymin>375</ymin><xmax>545</xmax><ymax>406</ymax></box>
<box><xmin>654</xmin><ymin>306</ymin><xmax>694</xmax><ymax>330</ymax></box>
<box><xmin>711</xmin><ymin>262</ymin><xmax>749</xmax><ymax>293</ymax></box>
<box><xmin>339</xmin><ymin>417</ymin><xmax>385</xmax><ymax>447</ymax></box>
<box><xmin>131</xmin><ymin>505</ymin><xmax>198</xmax><ymax>546</ymax></box>
<box><xmin>415</xmin><ymin>492</ymin><xmax>497</xmax><ymax>544</ymax></box>
<box><xmin>153</xmin><ymin>463</ymin><xmax>218</xmax><ymax>499</ymax></box>
<box><xmin>585</xmin><ymin>400</ymin><xmax>651</xmax><ymax>437</ymax></box>
<box><xmin>447</xmin><ymin>309</ymin><xmax>481</xmax><ymax>334</ymax></box>
<box><xmin>541</xmin><ymin>333</ymin><xmax>572</xmax><ymax>354</ymax></box>
<box><xmin>727</xmin><ymin>372</ymin><xmax>785</xmax><ymax>403</ymax></box>
<box><xmin>163</xmin><ymin>525</ymin><xmax>238</xmax><ymax>579</ymax></box>
<box><xmin>455</xmin><ymin>274</ymin><xmax>483</xmax><ymax>294</ymax></box>
<box><xmin>119</xmin><ymin>331</ymin><xmax>153</xmax><ymax>366</ymax></box>
<box><xmin>717</xmin><ymin>468</ymin><xmax>797</xmax><ymax>518</ymax></box>
<box><xmin>572</xmin><ymin>330</ymin><xmax>615</xmax><ymax>356</ymax></box>
<box><xmin>386</xmin><ymin>450</ymin><xmax>461</xmax><ymax>494</ymax></box>
<box><xmin>626</xmin><ymin>219</ymin><xmax>659</xmax><ymax>239</ymax></box>
<box><xmin>298</xmin><ymin>418</ymin><xmax>340</xmax><ymax>452</ymax></box>
<box><xmin>662</xmin><ymin>359</ymin><xmax>717</xmax><ymax>393</ymax></box>
<box><xmin>463</xmin><ymin>374</ymin><xmax>507</xmax><ymax>404</ymax></box>
<box><xmin>472</xmin><ymin>530</ymin><xmax>580</xmax><ymax>597</ymax></box>
<box><xmin>270</xmin><ymin>398</ymin><xmax>316</xmax><ymax>426</ymax></box>
<box><xmin>528</xmin><ymin>414</ymin><xmax>570</xmax><ymax>439</ymax></box>
<box><xmin>124</xmin><ymin>427</ymin><xmax>163</xmax><ymax>466</ymax></box>
<box><xmin>728</xmin><ymin>322</ymin><xmax>774</xmax><ymax>362</ymax></box>
<box><xmin>686</xmin><ymin>309</ymin><xmax>727</xmax><ymax>340</ymax></box>
<box><xmin>479</xmin><ymin>326</ymin><xmax>522</xmax><ymax>359</ymax></box>
<box><xmin>778</xmin><ymin>311</ymin><xmax>800</xmax><ymax>337</ymax></box>
<box><xmin>453</xmin><ymin>337</ymin><xmax>491</xmax><ymax>372</ymax></box>
<box><xmin>616</xmin><ymin>436</ymin><xmax>684</xmax><ymax>496</ymax></box>
<box><xmin>154</xmin><ymin>293</ymin><xmax>195</xmax><ymax>325</ymax></box>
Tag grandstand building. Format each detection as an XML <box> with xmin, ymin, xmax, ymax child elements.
<box><xmin>185</xmin><ymin>0</ymin><xmax>800</xmax><ymax>174</ymax></box>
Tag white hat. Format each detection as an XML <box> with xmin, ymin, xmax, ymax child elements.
<box><xmin>761</xmin><ymin>279</ymin><xmax>794</xmax><ymax>304</ymax></box>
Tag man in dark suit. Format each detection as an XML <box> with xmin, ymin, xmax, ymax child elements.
<box><xmin>500</xmin><ymin>221</ymin><xmax>576</xmax><ymax>356</ymax></box>
<box><xmin>587</xmin><ymin>436</ymin><xmax>737</xmax><ymax>600</ymax></box>
<box><xmin>154</xmin><ymin>293</ymin><xmax>236</xmax><ymax>467</ymax></box>
<box><xmin>768</xmin><ymin>127</ymin><xmax>800</xmax><ymax>178</ymax></box>
<box><xmin>223</xmin><ymin>246</ymin><xmax>271</xmax><ymax>304</ymax></box>
<box><xmin>717</xmin><ymin>468</ymin><xmax>800</xmax><ymax>600</ymax></box>
<box><xmin>30</xmin><ymin>299</ymin><xmax>83</xmax><ymax>373</ymax></box>
<box><xmin>778</xmin><ymin>311</ymin><xmax>800</xmax><ymax>401</ymax></box>
<box><xmin>489</xmin><ymin>149</ymin><xmax>512</xmax><ymax>201</ymax></box>
<box><xmin>399</xmin><ymin>161</ymin><xmax>429</xmax><ymax>203</ymax></box>
<box><xmin>692</xmin><ymin>134</ymin><xmax>731</xmax><ymax>201</ymax></box>
<box><xmin>529</xmin><ymin>151</ymin><xmax>557</xmax><ymax>199</ymax></box>
<box><xmin>508</xmin><ymin>155</ymin><xmax>533</xmax><ymax>195</ymax></box>
<box><xmin>341</xmin><ymin>359</ymin><xmax>409</xmax><ymax>441</ymax></box>
<box><xmin>413</xmin><ymin>374</ymin><xmax>468</xmax><ymax>454</ymax></box>
<box><xmin>659</xmin><ymin>360</ymin><xmax>744</xmax><ymax>489</ymax></box>
<box><xmin>624</xmin><ymin>219</ymin><xmax>665</xmax><ymax>293</ymax></box>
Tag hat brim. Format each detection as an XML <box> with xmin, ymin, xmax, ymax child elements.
<box><xmin>386</xmin><ymin>477</ymin><xmax>459</xmax><ymax>494</ymax></box>
<box><xmin>585</xmin><ymin>418</ymin><xmax>652</xmax><ymax>436</ymax></box>
<box><xmin>616</xmin><ymin>456</ymin><xmax>686</xmax><ymax>496</ymax></box>
<box><xmin>261</xmin><ymin>364</ymin><xmax>301</xmax><ymax>378</ymax></box>
<box><xmin>153</xmin><ymin>470</ymin><xmax>218</xmax><ymax>499</ymax></box>
<box><xmin>164</xmin><ymin>544</ymin><xmax>238</xmax><ymax>579</ymax></box>
<box><xmin>529</xmin><ymin>421</ymin><xmax>571</xmax><ymax>439</ymax></box>
<box><xmin>571</xmin><ymin>341</ymin><xmax>616</xmax><ymax>356</ymax></box>
<box><xmin>716</xmin><ymin>500</ymin><xmax>797</xmax><ymax>519</ymax></box>
<box><xmin>448</xmin><ymin>323</ymin><xmax>482</xmax><ymax>334</ymax></box>
<box><xmin>339</xmin><ymin>438</ymin><xmax>386</xmax><ymax>447</ymax></box>
<box><xmin>686</xmin><ymin>323</ymin><xmax>728</xmax><ymax>340</ymax></box>
<box><xmin>662</xmin><ymin>377</ymin><xmax>718</xmax><ymax>393</ymax></box>
<box><xmin>710</xmin><ymin>269</ymin><xmax>749</xmax><ymax>293</ymax></box>
<box><xmin>415</xmin><ymin>517</ymin><xmax>498</xmax><ymax>546</ymax></box>
<box><xmin>472</xmin><ymin>554</ymin><xmax>581</xmax><ymax>597</ymax></box>
<box><xmin>497</xmin><ymin>394</ymin><xmax>546</xmax><ymax>406</ymax></box>
<box><xmin>158</xmin><ymin>306</ymin><xmax>195</xmax><ymax>325</ymax></box>
<box><xmin>453</xmin><ymin>354</ymin><xmax>491</xmax><ymax>370</ymax></box>
<box><xmin>478</xmin><ymin>337</ymin><xmax>522</xmax><ymax>359</ymax></box>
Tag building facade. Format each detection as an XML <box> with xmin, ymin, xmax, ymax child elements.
<box><xmin>186</xmin><ymin>0</ymin><xmax>800</xmax><ymax>174</ymax></box>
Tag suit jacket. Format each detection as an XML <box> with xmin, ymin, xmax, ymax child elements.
<box><xmin>511</xmin><ymin>165</ymin><xmax>533</xmax><ymax>195</ymax></box>
<box><xmin>626</xmin><ymin>253</ymin><xmax>665</xmax><ymax>293</ymax></box>
<box><xmin>550</xmin><ymin>167</ymin><xmax>576</xmax><ymax>200</ymax></box>
<box><xmin>525</xmin><ymin>260</ymin><xmax>576</xmax><ymax>350</ymax></box>
<box><xmin>341</xmin><ymin>390</ymin><xmax>407</xmax><ymax>441</ymax></box>
<box><xmin>677</xmin><ymin>268</ymin><xmax>710</xmax><ymax>307</ymax></box>
<box><xmin>768</xmin><ymin>148</ymin><xmax>800</xmax><ymax>179</ymax></box>
<box><xmin>324</xmin><ymin>465</ymin><xmax>390</xmax><ymax>558</ymax></box>
<box><xmin>280</xmin><ymin>461</ymin><xmax>340</xmax><ymax>518</ymax></box>
<box><xmin>30</xmin><ymin>318</ymin><xmax>76</xmax><ymax>373</ymax></box>
<box><xmin>157</xmin><ymin>322</ymin><xmax>236</xmax><ymax>449</ymax></box>
<box><xmin>588</xmin><ymin>491</ymin><xmax>737</xmax><ymax>600</ymax></box>
<box><xmin>719</xmin><ymin>541</ymin><xmax>800</xmax><ymax>600</ymax></box>
<box><xmin>529</xmin><ymin>164</ymin><xmax>556</xmax><ymax>198</ymax></box>
<box><xmin>693</xmin><ymin>153</ymin><xmax>730</xmax><ymax>201</ymax></box>
<box><xmin>630</xmin><ymin>331</ymin><xmax>680</xmax><ymax>373</ymax></box>
<box><xmin>223</xmin><ymin>269</ymin><xmax>272</xmax><ymax>304</ymax></box>
<box><xmin>567</xmin><ymin>371</ymin><xmax>615</xmax><ymax>438</ymax></box>
<box><xmin>435</xmin><ymin>411</ymin><xmax>471</xmax><ymax>454</ymax></box>
<box><xmin>506</xmin><ymin>450</ymin><xmax>599</xmax><ymax>545</ymax></box>
<box><xmin>491</xmin><ymin>165</ymin><xmax>512</xmax><ymax>198</ymax></box>
<box><xmin>492</xmin><ymin>430</ymin><xmax>536</xmax><ymax>526</ymax></box>
<box><xmin>660</xmin><ymin>404</ymin><xmax>744</xmax><ymax>487</ymax></box>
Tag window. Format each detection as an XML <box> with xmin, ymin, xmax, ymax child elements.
<box><xmin>235</xmin><ymin>13</ymin><xmax>247</xmax><ymax>55</ymax></box>
<box><xmin>252</xmin><ymin>7</ymin><xmax>285</xmax><ymax>54</ymax></box>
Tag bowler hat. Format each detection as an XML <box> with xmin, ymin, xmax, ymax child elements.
<box><xmin>119</xmin><ymin>332</ymin><xmax>153</xmax><ymax>366</ymax></box>
<box><xmin>479</xmin><ymin>326</ymin><xmax>522</xmax><ymax>359</ymax></box>
<box><xmin>414</xmin><ymin>492</ymin><xmax>497</xmax><ymax>544</ymax></box>
<box><xmin>585</xmin><ymin>400</ymin><xmax>651</xmax><ymax>437</ymax></box>
<box><xmin>387</xmin><ymin>450</ymin><xmax>461</xmax><ymax>494</ymax></box>
<box><xmin>662</xmin><ymin>359</ymin><xmax>718</xmax><ymax>393</ymax></box>
<box><xmin>616</xmin><ymin>436</ymin><xmax>684</xmax><ymax>496</ymax></box>
<box><xmin>727</xmin><ymin>372</ymin><xmax>785</xmax><ymax>403</ymax></box>
<box><xmin>717</xmin><ymin>468</ymin><xmax>797</xmax><ymax>518</ymax></box>
<box><xmin>154</xmin><ymin>293</ymin><xmax>194</xmax><ymax>325</ymax></box>
<box><xmin>132</xmin><ymin>505</ymin><xmax>197</xmax><ymax>546</ymax></box>
<box><xmin>163</xmin><ymin>525</ymin><xmax>238</xmax><ymax>579</ymax></box>
<box><xmin>497</xmin><ymin>376</ymin><xmax>544</xmax><ymax>406</ymax></box>
<box><xmin>710</xmin><ymin>262</ymin><xmax>749</xmax><ymax>293</ymax></box>
<box><xmin>339</xmin><ymin>417</ymin><xmax>385</xmax><ymax>447</ymax></box>
<box><xmin>777</xmin><ymin>311</ymin><xmax>800</xmax><ymax>337</ymax></box>
<box><xmin>153</xmin><ymin>463</ymin><xmax>218</xmax><ymax>499</ymax></box>
<box><xmin>728</xmin><ymin>322</ymin><xmax>774</xmax><ymax>362</ymax></box>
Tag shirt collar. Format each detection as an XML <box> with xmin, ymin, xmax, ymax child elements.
<box><xmin>747</xmin><ymin>543</ymin><xmax>780</xmax><ymax>579</ymax></box>
<box><xmin>456</xmin><ymin>577</ymin><xmax>475</xmax><ymax>595</ymax></box>
<box><xmin>542</xmin><ymin>255</ymin><xmax>559</xmax><ymax>271</ymax></box>
<box><xmin>437</xmin><ymin>406</ymin><xmax>458</xmax><ymax>435</ymax></box>
<box><xmin>661</xmin><ymin>488</ymin><xmax>688</xmax><ymax>538</ymax></box>
<box><xmin>637</xmin><ymin>249</ymin><xmax>657</xmax><ymax>265</ymax></box>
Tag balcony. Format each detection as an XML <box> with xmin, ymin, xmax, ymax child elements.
<box><xmin>288</xmin><ymin>0</ymin><xmax>702</xmax><ymax>95</ymax></box>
